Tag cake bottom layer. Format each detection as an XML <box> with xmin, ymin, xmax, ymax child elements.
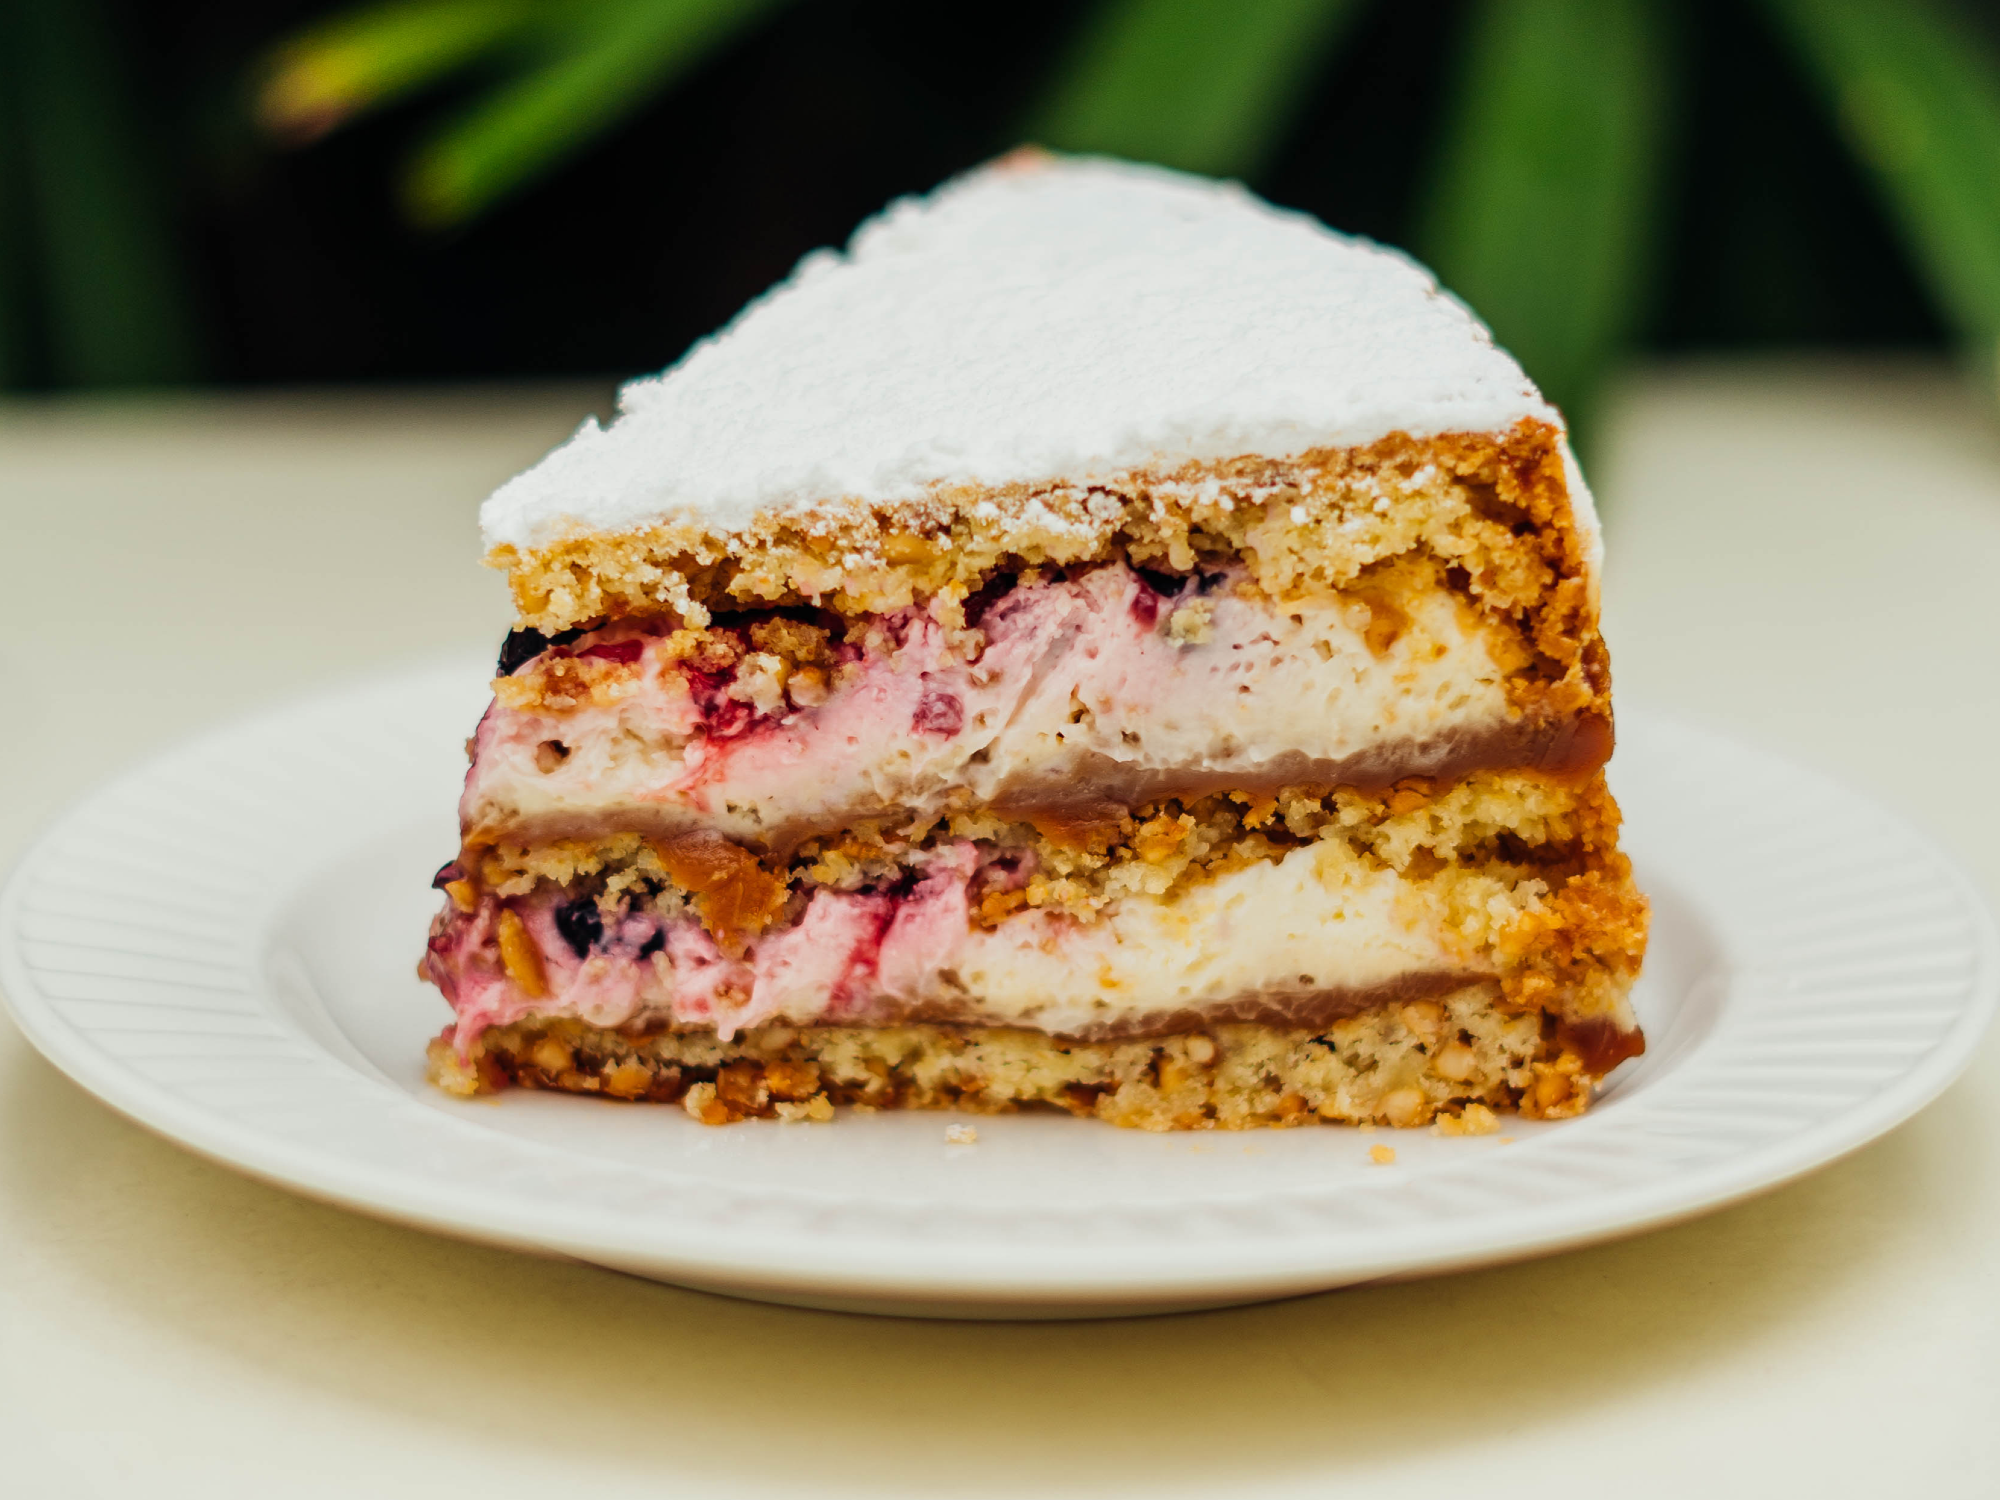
<box><xmin>427</xmin><ymin>985</ymin><xmax>1616</xmax><ymax>1130</ymax></box>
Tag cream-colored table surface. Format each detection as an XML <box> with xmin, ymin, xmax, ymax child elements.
<box><xmin>3</xmin><ymin>364</ymin><xmax>1997</xmax><ymax>1498</ymax></box>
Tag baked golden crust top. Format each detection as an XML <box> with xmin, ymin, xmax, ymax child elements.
<box><xmin>493</xmin><ymin>421</ymin><xmax>1599</xmax><ymax>647</ymax></box>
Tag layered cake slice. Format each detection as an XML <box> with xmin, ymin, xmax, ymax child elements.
<box><xmin>423</xmin><ymin>152</ymin><xmax>1648</xmax><ymax>1130</ymax></box>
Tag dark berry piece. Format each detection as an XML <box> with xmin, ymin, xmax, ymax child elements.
<box><xmin>962</xmin><ymin>572</ymin><xmax>1018</xmax><ymax>627</ymax></box>
<box><xmin>497</xmin><ymin>625</ymin><xmax>586</xmax><ymax>675</ymax></box>
<box><xmin>912</xmin><ymin>689</ymin><xmax>963</xmax><ymax>736</ymax></box>
<box><xmin>497</xmin><ymin>628</ymin><xmax>550</xmax><ymax>675</ymax></box>
<box><xmin>1132</xmin><ymin>564</ymin><xmax>1183</xmax><ymax>599</ymax></box>
<box><xmin>553</xmin><ymin>899</ymin><xmax>603</xmax><ymax>959</ymax></box>
<box><xmin>637</xmin><ymin>929</ymin><xmax>666</xmax><ymax>959</ymax></box>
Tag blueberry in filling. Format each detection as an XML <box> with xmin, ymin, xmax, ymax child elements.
<box><xmin>498</xmin><ymin>625</ymin><xmax>586</xmax><ymax>676</ymax></box>
<box><xmin>553</xmin><ymin>898</ymin><xmax>604</xmax><ymax>958</ymax></box>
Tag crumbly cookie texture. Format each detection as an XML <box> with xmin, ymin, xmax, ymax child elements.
<box><xmin>490</xmin><ymin>425</ymin><xmax>1598</xmax><ymax>677</ymax></box>
<box><xmin>428</xmin><ymin>987</ymin><xmax>1602</xmax><ymax>1131</ymax></box>
<box><xmin>468</xmin><ymin>770</ymin><xmax>1646</xmax><ymax>1022</ymax></box>
<box><xmin>479</xmin><ymin>768</ymin><xmax>1616</xmax><ymax>903</ymax></box>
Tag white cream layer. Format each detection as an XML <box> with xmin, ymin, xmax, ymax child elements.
<box><xmin>910</xmin><ymin>842</ymin><xmax>1463</xmax><ymax>1034</ymax></box>
<box><xmin>444</xmin><ymin>840</ymin><xmax>1482</xmax><ymax>1044</ymax></box>
<box><xmin>462</xmin><ymin>566</ymin><xmax>1517</xmax><ymax>848</ymax></box>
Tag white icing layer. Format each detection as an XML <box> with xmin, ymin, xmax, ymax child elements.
<box><xmin>481</xmin><ymin>153</ymin><xmax>1569</xmax><ymax>551</ymax></box>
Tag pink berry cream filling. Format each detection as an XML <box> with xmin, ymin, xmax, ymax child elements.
<box><xmin>425</xmin><ymin>563</ymin><xmax>1619</xmax><ymax>1053</ymax></box>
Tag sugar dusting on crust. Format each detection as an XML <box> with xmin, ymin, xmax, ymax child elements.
<box><xmin>480</xmin><ymin>152</ymin><xmax>1564</xmax><ymax>552</ymax></box>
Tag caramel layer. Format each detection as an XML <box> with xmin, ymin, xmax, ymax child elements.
<box><xmin>988</xmin><ymin>711</ymin><xmax>1612</xmax><ymax>832</ymax></box>
<box><xmin>1555</xmin><ymin>1015</ymin><xmax>1647</xmax><ymax>1074</ymax></box>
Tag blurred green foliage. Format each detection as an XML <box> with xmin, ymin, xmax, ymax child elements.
<box><xmin>0</xmin><ymin>0</ymin><xmax>1997</xmax><ymax>430</ymax></box>
<box><xmin>1417</xmin><ymin>0</ymin><xmax>1671</xmax><ymax>432</ymax></box>
<box><xmin>256</xmin><ymin>0</ymin><xmax>795</xmax><ymax>226</ymax></box>
<box><xmin>1025</xmin><ymin>0</ymin><xmax>1367</xmax><ymax>176</ymax></box>
<box><xmin>0</xmin><ymin>0</ymin><xmax>201</xmax><ymax>386</ymax></box>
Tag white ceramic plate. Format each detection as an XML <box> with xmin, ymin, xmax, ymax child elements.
<box><xmin>3</xmin><ymin>661</ymin><xmax>1994</xmax><ymax>1319</ymax></box>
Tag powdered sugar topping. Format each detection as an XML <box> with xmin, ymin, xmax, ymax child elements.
<box><xmin>482</xmin><ymin>153</ymin><xmax>1560</xmax><ymax>550</ymax></box>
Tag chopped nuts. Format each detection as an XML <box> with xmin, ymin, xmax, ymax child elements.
<box><xmin>650</xmin><ymin>831</ymin><xmax>788</xmax><ymax>953</ymax></box>
<box><xmin>1433</xmin><ymin>1040</ymin><xmax>1478</xmax><ymax>1082</ymax></box>
<box><xmin>494</xmin><ymin>908</ymin><xmax>548</xmax><ymax>998</ymax></box>
<box><xmin>1166</xmin><ymin>598</ymin><xmax>1214</xmax><ymax>644</ymax></box>
<box><xmin>425</xmin><ymin>1037</ymin><xmax>484</xmax><ymax>1097</ymax></box>
<box><xmin>1532</xmin><ymin>1071</ymin><xmax>1577</xmax><ymax>1116</ymax></box>
<box><xmin>1133</xmin><ymin>811</ymin><xmax>1195</xmax><ymax>863</ymax></box>
<box><xmin>1526</xmin><ymin>1052</ymin><xmax>1588</xmax><ymax>1119</ymax></box>
<box><xmin>881</xmin><ymin>531</ymin><xmax>936</xmax><ymax>565</ymax></box>
<box><xmin>528</xmin><ymin>1036</ymin><xmax>574</xmax><ymax>1076</ymax></box>
<box><xmin>1399</xmin><ymin>999</ymin><xmax>1444</xmax><ymax>1043</ymax></box>
<box><xmin>604</xmin><ymin>1060</ymin><xmax>653</xmax><ymax>1099</ymax></box>
<box><xmin>974</xmin><ymin>886</ymin><xmax>1029</xmax><ymax>927</ymax></box>
<box><xmin>746</xmin><ymin>616</ymin><xmax>831</xmax><ymax>665</ymax></box>
<box><xmin>787</xmin><ymin>665</ymin><xmax>829</xmax><ymax>707</ymax></box>
<box><xmin>1233</xmin><ymin>791</ymin><xmax>1279</xmax><ymax>828</ymax></box>
<box><xmin>1184</xmin><ymin>1033</ymin><xmax>1217</xmax><ymax>1066</ymax></box>
<box><xmin>1381</xmin><ymin>1086</ymin><xmax>1427</xmax><ymax>1128</ymax></box>
<box><xmin>715</xmin><ymin>1061</ymin><xmax>769</xmax><ymax>1114</ymax></box>
<box><xmin>729</xmin><ymin>651</ymin><xmax>790</xmax><ymax>715</ymax></box>
<box><xmin>1385</xmin><ymin>781</ymin><xmax>1432</xmax><ymax>816</ymax></box>
<box><xmin>681</xmin><ymin>1082</ymin><xmax>733</xmax><ymax>1126</ymax></box>
<box><xmin>764</xmin><ymin>1059</ymin><xmax>823</xmax><ymax>1101</ymax></box>
<box><xmin>1369</xmin><ymin>1143</ymin><xmax>1397</xmax><ymax>1165</ymax></box>
<box><xmin>772</xmin><ymin>1093</ymin><xmax>838</xmax><ymax>1123</ymax></box>
<box><xmin>1434</xmin><ymin>1101</ymin><xmax>1500</xmax><ymax>1137</ymax></box>
<box><xmin>945</xmin><ymin>1123</ymin><xmax>979</xmax><ymax>1144</ymax></box>
<box><xmin>493</xmin><ymin>652</ymin><xmax>640</xmax><ymax>714</ymax></box>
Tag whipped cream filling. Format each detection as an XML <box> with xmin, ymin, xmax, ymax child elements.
<box><xmin>462</xmin><ymin>564</ymin><xmax>1543</xmax><ymax>851</ymax></box>
<box><xmin>428</xmin><ymin>840</ymin><xmax>1484</xmax><ymax>1046</ymax></box>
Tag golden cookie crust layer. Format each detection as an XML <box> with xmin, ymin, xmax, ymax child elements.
<box><xmin>428</xmin><ymin>985</ymin><xmax>1624</xmax><ymax>1131</ymax></box>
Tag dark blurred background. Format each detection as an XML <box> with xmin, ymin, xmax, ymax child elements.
<box><xmin>2</xmin><ymin>0</ymin><xmax>1995</xmax><ymax>421</ymax></box>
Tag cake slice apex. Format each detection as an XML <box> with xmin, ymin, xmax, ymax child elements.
<box><xmin>427</xmin><ymin>152</ymin><xmax>1647</xmax><ymax>1130</ymax></box>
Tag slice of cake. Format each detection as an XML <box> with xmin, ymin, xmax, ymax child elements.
<box><xmin>422</xmin><ymin>151</ymin><xmax>1648</xmax><ymax>1130</ymax></box>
